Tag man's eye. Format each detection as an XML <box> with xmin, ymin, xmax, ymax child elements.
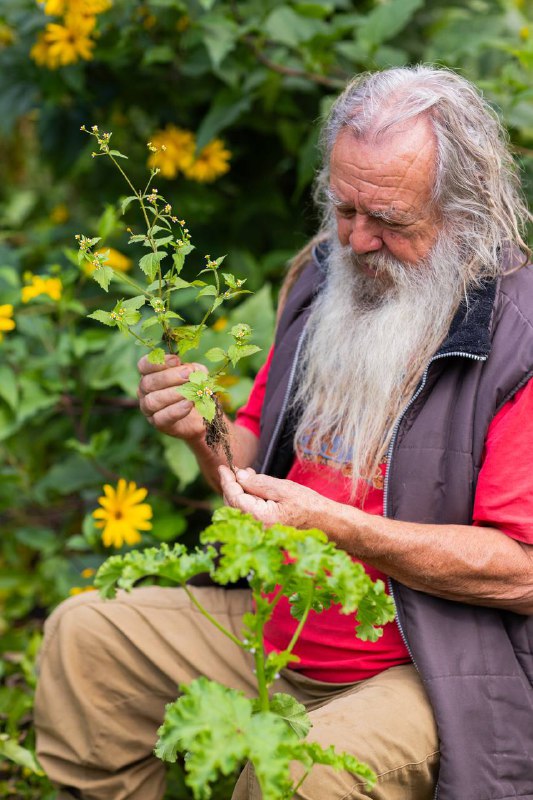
<box><xmin>336</xmin><ymin>208</ymin><xmax>355</xmax><ymax>219</ymax></box>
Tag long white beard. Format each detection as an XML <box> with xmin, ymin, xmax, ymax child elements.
<box><xmin>292</xmin><ymin>232</ymin><xmax>468</xmax><ymax>493</ymax></box>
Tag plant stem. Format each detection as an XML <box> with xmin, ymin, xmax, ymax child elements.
<box><xmin>183</xmin><ymin>586</ymin><xmax>245</xmax><ymax>649</ymax></box>
<box><xmin>285</xmin><ymin>589</ymin><xmax>314</xmax><ymax>656</ymax></box>
<box><xmin>250</xmin><ymin>617</ymin><xmax>271</xmax><ymax>714</ymax></box>
<box><xmin>113</xmin><ymin>270</ymin><xmax>153</xmax><ymax>298</ymax></box>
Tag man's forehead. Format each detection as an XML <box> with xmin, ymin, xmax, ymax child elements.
<box><xmin>329</xmin><ymin>118</ymin><xmax>437</xmax><ymax>210</ymax></box>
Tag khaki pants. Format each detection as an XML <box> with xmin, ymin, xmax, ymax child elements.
<box><xmin>34</xmin><ymin>587</ymin><xmax>439</xmax><ymax>800</ymax></box>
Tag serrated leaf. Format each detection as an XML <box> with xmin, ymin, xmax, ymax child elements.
<box><xmin>194</xmin><ymin>394</ymin><xmax>216</xmax><ymax>422</ymax></box>
<box><xmin>120</xmin><ymin>195</ymin><xmax>138</xmax><ymax>214</ymax></box>
<box><xmin>91</xmin><ymin>263</ymin><xmax>114</xmax><ymax>291</ymax></box>
<box><xmin>147</xmin><ymin>348</ymin><xmax>166</xmax><ymax>365</ymax></box>
<box><xmin>141</xmin><ymin>315</ymin><xmax>163</xmax><ymax>331</ymax></box>
<box><xmin>170</xmin><ymin>276</ymin><xmax>192</xmax><ymax>290</ymax></box>
<box><xmin>154</xmin><ymin>235</ymin><xmax>174</xmax><ymax>247</ymax></box>
<box><xmin>87</xmin><ymin>310</ymin><xmax>116</xmax><ymax>326</ymax></box>
<box><xmin>173</xmin><ymin>251</ymin><xmax>185</xmax><ymax>274</ymax></box>
<box><xmin>227</xmin><ymin>343</ymin><xmax>261</xmax><ymax>367</ymax></box>
<box><xmin>196</xmin><ymin>284</ymin><xmax>218</xmax><ymax>298</ymax></box>
<box><xmin>122</xmin><ymin>295</ymin><xmax>146</xmax><ymax>311</ymax></box>
<box><xmin>269</xmin><ymin>693</ymin><xmax>311</xmax><ymax>739</ymax></box>
<box><xmin>139</xmin><ymin>251</ymin><xmax>167</xmax><ymax>281</ymax></box>
<box><xmin>205</xmin><ymin>347</ymin><xmax>226</xmax><ymax>363</ymax></box>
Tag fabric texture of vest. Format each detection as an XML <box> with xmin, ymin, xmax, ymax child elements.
<box><xmin>255</xmin><ymin>243</ymin><xmax>533</xmax><ymax>800</ymax></box>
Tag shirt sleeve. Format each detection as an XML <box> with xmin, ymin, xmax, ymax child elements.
<box><xmin>234</xmin><ymin>346</ymin><xmax>274</xmax><ymax>438</ymax></box>
<box><xmin>473</xmin><ymin>379</ymin><xmax>533</xmax><ymax>544</ymax></box>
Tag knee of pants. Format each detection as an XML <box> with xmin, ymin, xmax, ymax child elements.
<box><xmin>37</xmin><ymin>591</ymin><xmax>108</xmax><ymax>677</ymax></box>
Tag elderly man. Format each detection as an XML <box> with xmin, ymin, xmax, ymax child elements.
<box><xmin>35</xmin><ymin>66</ymin><xmax>533</xmax><ymax>800</ymax></box>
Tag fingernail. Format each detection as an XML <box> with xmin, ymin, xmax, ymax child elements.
<box><xmin>236</xmin><ymin>469</ymin><xmax>248</xmax><ymax>481</ymax></box>
<box><xmin>179</xmin><ymin>367</ymin><xmax>191</xmax><ymax>378</ymax></box>
<box><xmin>167</xmin><ymin>356</ymin><xmax>180</xmax><ymax>366</ymax></box>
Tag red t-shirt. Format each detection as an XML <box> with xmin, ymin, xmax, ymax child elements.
<box><xmin>235</xmin><ymin>347</ymin><xmax>533</xmax><ymax>682</ymax></box>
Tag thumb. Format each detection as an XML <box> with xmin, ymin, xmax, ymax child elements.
<box><xmin>235</xmin><ymin>470</ymin><xmax>284</xmax><ymax>500</ymax></box>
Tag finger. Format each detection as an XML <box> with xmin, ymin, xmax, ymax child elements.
<box><xmin>219</xmin><ymin>465</ymin><xmax>245</xmax><ymax>506</ymax></box>
<box><xmin>139</xmin><ymin>364</ymin><xmax>194</xmax><ymax>396</ymax></box>
<box><xmin>139</xmin><ymin>386</ymin><xmax>194</xmax><ymax>416</ymax></box>
<box><xmin>149</xmin><ymin>400</ymin><xmax>194</xmax><ymax>430</ymax></box>
<box><xmin>138</xmin><ymin>353</ymin><xmax>181</xmax><ymax>376</ymax></box>
<box><xmin>234</xmin><ymin>470</ymin><xmax>286</xmax><ymax>501</ymax></box>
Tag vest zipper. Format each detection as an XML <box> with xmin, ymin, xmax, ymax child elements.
<box><xmin>383</xmin><ymin>350</ymin><xmax>487</xmax><ymax>800</ymax></box>
<box><xmin>259</xmin><ymin>328</ymin><xmax>307</xmax><ymax>474</ymax></box>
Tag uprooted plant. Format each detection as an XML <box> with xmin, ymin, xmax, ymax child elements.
<box><xmin>77</xmin><ymin>126</ymin><xmax>260</xmax><ymax>468</ymax></box>
<box><xmin>95</xmin><ymin>507</ymin><xmax>396</xmax><ymax>799</ymax></box>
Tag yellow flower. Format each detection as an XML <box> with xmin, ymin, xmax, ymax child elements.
<box><xmin>81</xmin><ymin>567</ymin><xmax>96</xmax><ymax>578</ymax></box>
<box><xmin>69</xmin><ymin>586</ymin><xmax>96</xmax><ymax>596</ymax></box>
<box><xmin>50</xmin><ymin>203</ymin><xmax>69</xmax><ymax>224</ymax></box>
<box><xmin>0</xmin><ymin>305</ymin><xmax>15</xmax><ymax>342</ymax></box>
<box><xmin>21</xmin><ymin>274</ymin><xmax>63</xmax><ymax>303</ymax></box>
<box><xmin>30</xmin><ymin>33</ymin><xmax>55</xmax><ymax>68</ymax></box>
<box><xmin>147</xmin><ymin>126</ymin><xmax>196</xmax><ymax>179</ymax></box>
<box><xmin>43</xmin><ymin>0</ymin><xmax>68</xmax><ymax>15</ymax></box>
<box><xmin>0</xmin><ymin>24</ymin><xmax>15</xmax><ymax>47</ymax></box>
<box><xmin>44</xmin><ymin>0</ymin><xmax>111</xmax><ymax>15</ymax></box>
<box><xmin>93</xmin><ymin>478</ymin><xmax>153</xmax><ymax>548</ymax></box>
<box><xmin>212</xmin><ymin>316</ymin><xmax>228</xmax><ymax>332</ymax></box>
<box><xmin>182</xmin><ymin>139</ymin><xmax>231</xmax><ymax>183</ymax></box>
<box><xmin>37</xmin><ymin>16</ymin><xmax>96</xmax><ymax>68</ymax></box>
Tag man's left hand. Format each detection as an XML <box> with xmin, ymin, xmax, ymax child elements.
<box><xmin>219</xmin><ymin>465</ymin><xmax>328</xmax><ymax>529</ymax></box>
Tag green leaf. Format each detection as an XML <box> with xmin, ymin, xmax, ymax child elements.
<box><xmin>197</xmin><ymin>284</ymin><xmax>218</xmax><ymax>298</ymax></box>
<box><xmin>196</xmin><ymin>91</ymin><xmax>252</xmax><ymax>152</ymax></box>
<box><xmin>0</xmin><ymin>365</ymin><xmax>18</xmax><ymax>410</ymax></box>
<box><xmin>200</xmin><ymin>14</ymin><xmax>238</xmax><ymax>69</ymax></box>
<box><xmin>173</xmin><ymin>251</ymin><xmax>186</xmax><ymax>274</ymax></box>
<box><xmin>194</xmin><ymin>393</ymin><xmax>216</xmax><ymax>422</ymax></box>
<box><xmin>109</xmin><ymin>149</ymin><xmax>128</xmax><ymax>159</ymax></box>
<box><xmin>148</xmin><ymin>347</ymin><xmax>166</xmax><ymax>365</ymax></box>
<box><xmin>162</xmin><ymin>436</ymin><xmax>201</xmax><ymax>490</ymax></box>
<box><xmin>87</xmin><ymin>310</ymin><xmax>116</xmax><ymax>327</ymax></box>
<box><xmin>141</xmin><ymin>315</ymin><xmax>163</xmax><ymax>332</ymax></box>
<box><xmin>205</xmin><ymin>347</ymin><xmax>226</xmax><ymax>362</ymax></box>
<box><xmin>227</xmin><ymin>343</ymin><xmax>261</xmax><ymax>367</ymax></box>
<box><xmin>356</xmin><ymin>0</ymin><xmax>425</xmax><ymax>49</ymax></box>
<box><xmin>269</xmin><ymin>693</ymin><xmax>311</xmax><ymax>739</ymax></box>
<box><xmin>0</xmin><ymin>736</ymin><xmax>44</xmax><ymax>775</ymax></box>
<box><xmin>91</xmin><ymin>263</ymin><xmax>114</xmax><ymax>291</ymax></box>
<box><xmin>139</xmin><ymin>251</ymin><xmax>167</xmax><ymax>281</ymax></box>
<box><xmin>120</xmin><ymin>195</ymin><xmax>138</xmax><ymax>215</ymax></box>
<box><xmin>122</xmin><ymin>295</ymin><xmax>146</xmax><ymax>311</ymax></box>
<box><xmin>173</xmin><ymin>324</ymin><xmax>204</xmax><ymax>357</ymax></box>
<box><xmin>264</xmin><ymin>6</ymin><xmax>326</xmax><ymax>47</ymax></box>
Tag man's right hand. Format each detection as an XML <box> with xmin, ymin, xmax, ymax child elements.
<box><xmin>137</xmin><ymin>354</ymin><xmax>207</xmax><ymax>441</ymax></box>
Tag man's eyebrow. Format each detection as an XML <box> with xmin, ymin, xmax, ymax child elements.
<box><xmin>326</xmin><ymin>189</ymin><xmax>414</xmax><ymax>224</ymax></box>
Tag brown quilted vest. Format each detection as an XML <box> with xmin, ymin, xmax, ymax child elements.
<box><xmin>255</xmin><ymin>243</ymin><xmax>533</xmax><ymax>800</ymax></box>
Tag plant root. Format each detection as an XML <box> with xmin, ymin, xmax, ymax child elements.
<box><xmin>205</xmin><ymin>396</ymin><xmax>234</xmax><ymax>472</ymax></box>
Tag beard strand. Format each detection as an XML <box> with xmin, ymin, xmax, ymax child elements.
<box><xmin>292</xmin><ymin>232</ymin><xmax>468</xmax><ymax>495</ymax></box>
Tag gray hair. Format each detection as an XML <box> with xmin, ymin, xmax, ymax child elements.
<box><xmin>316</xmin><ymin>65</ymin><xmax>531</xmax><ymax>279</ymax></box>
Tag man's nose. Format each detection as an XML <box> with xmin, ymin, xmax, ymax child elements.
<box><xmin>349</xmin><ymin>214</ymin><xmax>382</xmax><ymax>254</ymax></box>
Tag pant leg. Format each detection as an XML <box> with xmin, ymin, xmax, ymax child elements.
<box><xmin>34</xmin><ymin>586</ymin><xmax>264</xmax><ymax>800</ymax></box>
<box><xmin>233</xmin><ymin>664</ymin><xmax>439</xmax><ymax>800</ymax></box>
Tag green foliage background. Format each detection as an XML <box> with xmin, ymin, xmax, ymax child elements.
<box><xmin>0</xmin><ymin>0</ymin><xmax>532</xmax><ymax>796</ymax></box>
